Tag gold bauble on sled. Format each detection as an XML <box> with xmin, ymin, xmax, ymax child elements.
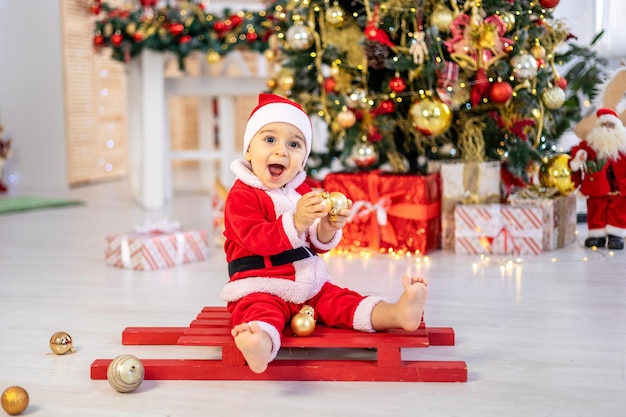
<box><xmin>107</xmin><ymin>354</ymin><xmax>145</xmax><ymax>393</ymax></box>
<box><xmin>1</xmin><ymin>386</ymin><xmax>29</xmax><ymax>416</ymax></box>
<box><xmin>49</xmin><ymin>331</ymin><xmax>75</xmax><ymax>355</ymax></box>
<box><xmin>291</xmin><ymin>305</ymin><xmax>316</xmax><ymax>336</ymax></box>
<box><xmin>409</xmin><ymin>97</ymin><xmax>452</xmax><ymax>136</ymax></box>
<box><xmin>321</xmin><ymin>191</ymin><xmax>349</xmax><ymax>221</ymax></box>
<box><xmin>539</xmin><ymin>154</ymin><xmax>576</xmax><ymax>195</ymax></box>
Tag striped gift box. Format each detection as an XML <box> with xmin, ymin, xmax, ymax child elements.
<box><xmin>454</xmin><ymin>204</ymin><xmax>543</xmax><ymax>255</ymax></box>
<box><xmin>105</xmin><ymin>229</ymin><xmax>211</xmax><ymax>271</ymax></box>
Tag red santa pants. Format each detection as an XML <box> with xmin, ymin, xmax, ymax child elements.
<box><xmin>586</xmin><ymin>194</ymin><xmax>626</xmax><ymax>236</ymax></box>
<box><xmin>228</xmin><ymin>282</ymin><xmax>368</xmax><ymax>333</ymax></box>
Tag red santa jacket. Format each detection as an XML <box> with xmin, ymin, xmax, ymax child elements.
<box><xmin>570</xmin><ymin>140</ymin><xmax>626</xmax><ymax>196</ymax></box>
<box><xmin>220</xmin><ymin>159</ymin><xmax>342</xmax><ymax>304</ymax></box>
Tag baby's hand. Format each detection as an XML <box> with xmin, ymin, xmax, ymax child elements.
<box><xmin>294</xmin><ymin>191</ymin><xmax>329</xmax><ymax>234</ymax></box>
<box><xmin>321</xmin><ymin>200</ymin><xmax>353</xmax><ymax>231</ymax></box>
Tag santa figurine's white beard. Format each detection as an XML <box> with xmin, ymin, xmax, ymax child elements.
<box><xmin>586</xmin><ymin>117</ymin><xmax>626</xmax><ymax>160</ymax></box>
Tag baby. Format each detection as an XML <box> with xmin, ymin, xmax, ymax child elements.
<box><xmin>220</xmin><ymin>93</ymin><xmax>428</xmax><ymax>373</ymax></box>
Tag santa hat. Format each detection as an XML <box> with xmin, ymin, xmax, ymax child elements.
<box><xmin>243</xmin><ymin>93</ymin><xmax>312</xmax><ymax>165</ymax></box>
<box><xmin>596</xmin><ymin>108</ymin><xmax>619</xmax><ymax>119</ymax></box>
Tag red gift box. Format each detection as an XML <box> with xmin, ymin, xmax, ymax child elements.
<box><xmin>323</xmin><ymin>171</ymin><xmax>441</xmax><ymax>254</ymax></box>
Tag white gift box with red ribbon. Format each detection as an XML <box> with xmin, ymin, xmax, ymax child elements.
<box><xmin>105</xmin><ymin>219</ymin><xmax>211</xmax><ymax>271</ymax></box>
<box><xmin>454</xmin><ymin>204</ymin><xmax>543</xmax><ymax>255</ymax></box>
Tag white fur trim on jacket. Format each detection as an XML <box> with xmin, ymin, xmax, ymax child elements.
<box><xmin>220</xmin><ymin>255</ymin><xmax>330</xmax><ymax>304</ymax></box>
<box><xmin>252</xmin><ymin>320</ymin><xmax>282</xmax><ymax>362</ymax></box>
<box><xmin>308</xmin><ymin>220</ymin><xmax>342</xmax><ymax>251</ymax></box>
<box><xmin>352</xmin><ymin>296</ymin><xmax>386</xmax><ymax>332</ymax></box>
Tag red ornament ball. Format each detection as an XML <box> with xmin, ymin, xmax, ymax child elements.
<box><xmin>169</xmin><ymin>23</ymin><xmax>185</xmax><ymax>36</ymax></box>
<box><xmin>323</xmin><ymin>77</ymin><xmax>337</xmax><ymax>93</ymax></box>
<box><xmin>377</xmin><ymin>99</ymin><xmax>395</xmax><ymax>114</ymax></box>
<box><xmin>489</xmin><ymin>81</ymin><xmax>513</xmax><ymax>104</ymax></box>
<box><xmin>389</xmin><ymin>76</ymin><xmax>406</xmax><ymax>93</ymax></box>
<box><xmin>93</xmin><ymin>34</ymin><xmax>105</xmax><ymax>46</ymax></box>
<box><xmin>246</xmin><ymin>32</ymin><xmax>258</xmax><ymax>42</ymax></box>
<box><xmin>555</xmin><ymin>77</ymin><xmax>568</xmax><ymax>89</ymax></box>
<box><xmin>539</xmin><ymin>0</ymin><xmax>560</xmax><ymax>8</ymax></box>
<box><xmin>229</xmin><ymin>15</ymin><xmax>243</xmax><ymax>27</ymax></box>
<box><xmin>111</xmin><ymin>32</ymin><xmax>123</xmax><ymax>46</ymax></box>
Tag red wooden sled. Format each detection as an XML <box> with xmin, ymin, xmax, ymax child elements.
<box><xmin>90</xmin><ymin>306</ymin><xmax>467</xmax><ymax>382</ymax></box>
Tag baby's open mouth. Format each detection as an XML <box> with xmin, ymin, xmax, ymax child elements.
<box><xmin>269</xmin><ymin>164</ymin><xmax>285</xmax><ymax>177</ymax></box>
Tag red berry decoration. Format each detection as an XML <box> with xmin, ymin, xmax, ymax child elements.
<box><xmin>489</xmin><ymin>81</ymin><xmax>513</xmax><ymax>104</ymax></box>
<box><xmin>169</xmin><ymin>23</ymin><xmax>184</xmax><ymax>36</ymax></box>
<box><xmin>133</xmin><ymin>32</ymin><xmax>144</xmax><ymax>42</ymax></box>
<box><xmin>555</xmin><ymin>77</ymin><xmax>567</xmax><ymax>89</ymax></box>
<box><xmin>229</xmin><ymin>15</ymin><xmax>243</xmax><ymax>27</ymax></box>
<box><xmin>389</xmin><ymin>76</ymin><xmax>407</xmax><ymax>93</ymax></box>
<box><xmin>539</xmin><ymin>0</ymin><xmax>560</xmax><ymax>8</ymax></box>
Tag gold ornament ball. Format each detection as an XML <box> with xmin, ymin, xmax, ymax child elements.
<box><xmin>511</xmin><ymin>52</ymin><xmax>538</xmax><ymax>80</ymax></box>
<box><xmin>336</xmin><ymin>108</ymin><xmax>356</xmax><ymax>129</ymax></box>
<box><xmin>530</xmin><ymin>44</ymin><xmax>546</xmax><ymax>60</ymax></box>
<box><xmin>539</xmin><ymin>154</ymin><xmax>576</xmax><ymax>195</ymax></box>
<box><xmin>286</xmin><ymin>22</ymin><xmax>314</xmax><ymax>51</ymax></box>
<box><xmin>49</xmin><ymin>331</ymin><xmax>73</xmax><ymax>355</ymax></box>
<box><xmin>1</xmin><ymin>386</ymin><xmax>29</xmax><ymax>416</ymax></box>
<box><xmin>206</xmin><ymin>50</ymin><xmax>221</xmax><ymax>64</ymax></box>
<box><xmin>107</xmin><ymin>354</ymin><xmax>145</xmax><ymax>393</ymax></box>
<box><xmin>409</xmin><ymin>97</ymin><xmax>452</xmax><ymax>136</ymax></box>
<box><xmin>499</xmin><ymin>11</ymin><xmax>516</xmax><ymax>32</ymax></box>
<box><xmin>541</xmin><ymin>86</ymin><xmax>566</xmax><ymax>110</ymax></box>
<box><xmin>276</xmin><ymin>69</ymin><xmax>295</xmax><ymax>92</ymax></box>
<box><xmin>430</xmin><ymin>5</ymin><xmax>455</xmax><ymax>33</ymax></box>
<box><xmin>291</xmin><ymin>305</ymin><xmax>316</xmax><ymax>336</ymax></box>
<box><xmin>351</xmin><ymin>141</ymin><xmax>379</xmax><ymax>168</ymax></box>
<box><xmin>321</xmin><ymin>191</ymin><xmax>349</xmax><ymax>221</ymax></box>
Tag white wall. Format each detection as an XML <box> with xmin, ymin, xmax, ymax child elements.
<box><xmin>0</xmin><ymin>0</ymin><xmax>68</xmax><ymax>193</ymax></box>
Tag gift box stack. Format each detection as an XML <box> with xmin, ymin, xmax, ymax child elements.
<box><xmin>507</xmin><ymin>189</ymin><xmax>577</xmax><ymax>251</ymax></box>
<box><xmin>105</xmin><ymin>220</ymin><xmax>211</xmax><ymax>271</ymax></box>
<box><xmin>323</xmin><ymin>171</ymin><xmax>441</xmax><ymax>254</ymax></box>
<box><xmin>453</xmin><ymin>203</ymin><xmax>544</xmax><ymax>255</ymax></box>
<box><xmin>429</xmin><ymin>160</ymin><xmax>502</xmax><ymax>250</ymax></box>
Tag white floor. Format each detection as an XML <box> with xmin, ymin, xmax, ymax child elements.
<box><xmin>1</xmin><ymin>175</ymin><xmax>625</xmax><ymax>417</ymax></box>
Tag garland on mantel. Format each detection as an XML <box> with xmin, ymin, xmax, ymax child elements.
<box><xmin>91</xmin><ymin>0</ymin><xmax>278</xmax><ymax>67</ymax></box>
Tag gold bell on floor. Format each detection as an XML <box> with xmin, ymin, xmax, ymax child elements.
<box><xmin>291</xmin><ymin>305</ymin><xmax>316</xmax><ymax>336</ymax></box>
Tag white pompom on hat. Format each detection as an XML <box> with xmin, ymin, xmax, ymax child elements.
<box><xmin>243</xmin><ymin>93</ymin><xmax>313</xmax><ymax>166</ymax></box>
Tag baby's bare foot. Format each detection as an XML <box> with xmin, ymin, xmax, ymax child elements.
<box><xmin>397</xmin><ymin>275</ymin><xmax>428</xmax><ymax>331</ymax></box>
<box><xmin>232</xmin><ymin>322</ymin><xmax>273</xmax><ymax>373</ymax></box>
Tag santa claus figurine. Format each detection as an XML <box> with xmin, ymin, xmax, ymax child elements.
<box><xmin>570</xmin><ymin>108</ymin><xmax>626</xmax><ymax>250</ymax></box>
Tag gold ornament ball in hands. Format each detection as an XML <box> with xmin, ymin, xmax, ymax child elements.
<box><xmin>1</xmin><ymin>386</ymin><xmax>29</xmax><ymax>416</ymax></box>
<box><xmin>291</xmin><ymin>305</ymin><xmax>316</xmax><ymax>336</ymax></box>
<box><xmin>107</xmin><ymin>354</ymin><xmax>145</xmax><ymax>393</ymax></box>
<box><xmin>49</xmin><ymin>331</ymin><xmax>74</xmax><ymax>355</ymax></box>
<box><xmin>539</xmin><ymin>154</ymin><xmax>576</xmax><ymax>195</ymax></box>
<box><xmin>321</xmin><ymin>191</ymin><xmax>349</xmax><ymax>221</ymax></box>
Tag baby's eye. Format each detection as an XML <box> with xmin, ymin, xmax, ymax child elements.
<box><xmin>264</xmin><ymin>136</ymin><xmax>276</xmax><ymax>144</ymax></box>
<box><xmin>289</xmin><ymin>140</ymin><xmax>302</xmax><ymax>149</ymax></box>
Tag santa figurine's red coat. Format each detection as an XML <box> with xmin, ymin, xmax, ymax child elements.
<box><xmin>570</xmin><ymin>107</ymin><xmax>626</xmax><ymax>249</ymax></box>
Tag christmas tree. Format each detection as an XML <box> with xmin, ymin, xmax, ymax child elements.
<box><xmin>92</xmin><ymin>0</ymin><xmax>607</xmax><ymax>184</ymax></box>
<box><xmin>263</xmin><ymin>0</ymin><xmax>607</xmax><ymax>182</ymax></box>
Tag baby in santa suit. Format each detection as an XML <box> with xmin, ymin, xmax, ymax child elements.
<box><xmin>220</xmin><ymin>93</ymin><xmax>428</xmax><ymax>373</ymax></box>
<box><xmin>570</xmin><ymin>107</ymin><xmax>626</xmax><ymax>250</ymax></box>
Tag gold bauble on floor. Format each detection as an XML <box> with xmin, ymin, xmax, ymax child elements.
<box><xmin>107</xmin><ymin>354</ymin><xmax>145</xmax><ymax>393</ymax></box>
<box><xmin>49</xmin><ymin>331</ymin><xmax>74</xmax><ymax>355</ymax></box>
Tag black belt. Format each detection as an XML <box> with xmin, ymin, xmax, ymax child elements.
<box><xmin>228</xmin><ymin>246</ymin><xmax>317</xmax><ymax>277</ymax></box>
